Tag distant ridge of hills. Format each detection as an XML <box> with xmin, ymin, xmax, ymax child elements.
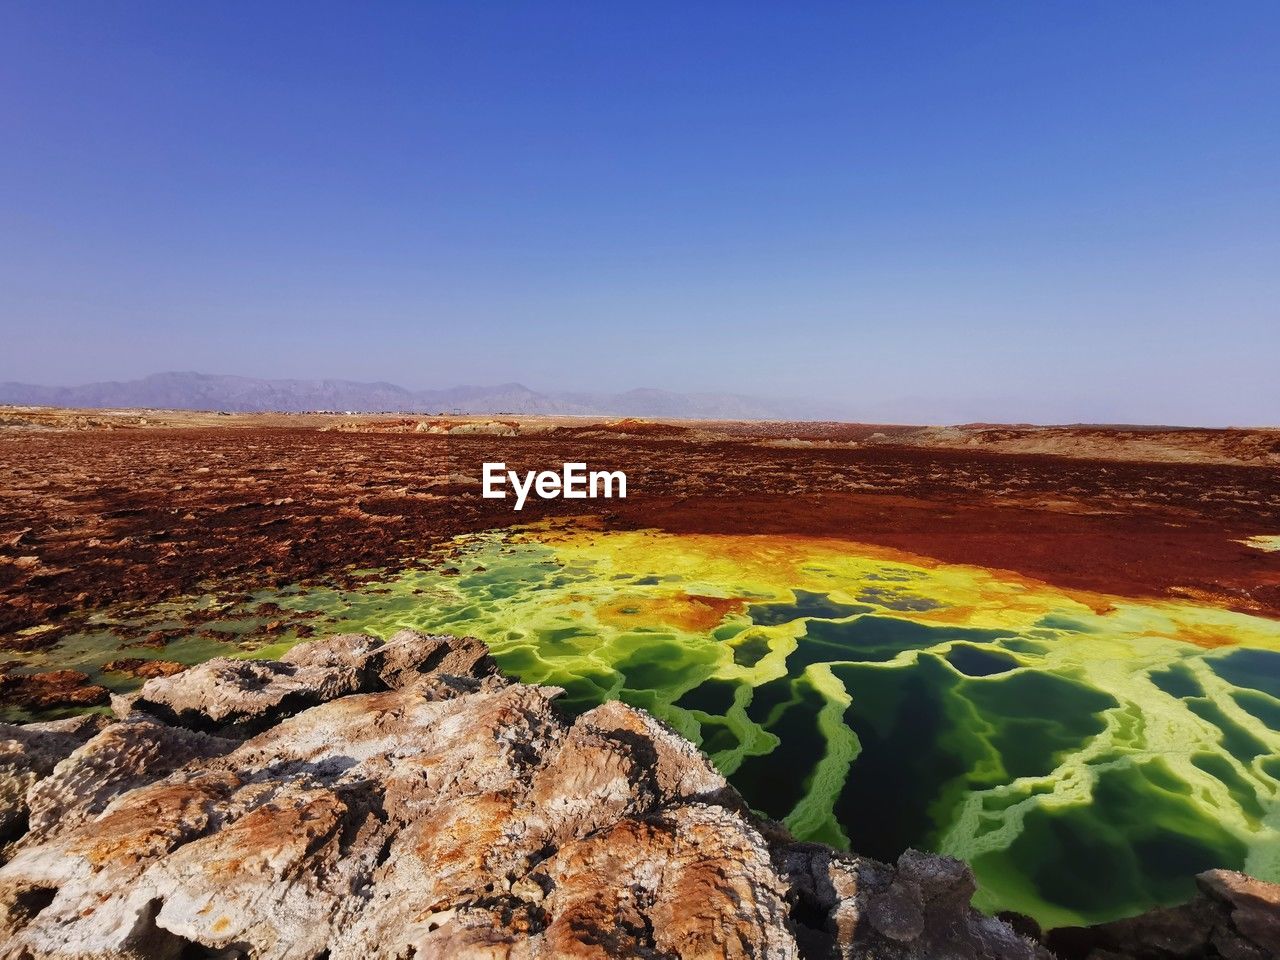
<box><xmin>0</xmin><ymin>371</ymin><xmax>834</xmax><ymax>420</ymax></box>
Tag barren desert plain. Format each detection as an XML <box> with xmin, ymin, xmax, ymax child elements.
<box><xmin>2</xmin><ymin>407</ymin><xmax>1280</xmax><ymax>955</ymax></box>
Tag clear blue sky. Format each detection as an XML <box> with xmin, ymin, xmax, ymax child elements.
<box><xmin>1</xmin><ymin>2</ymin><xmax>1277</xmax><ymax>424</ymax></box>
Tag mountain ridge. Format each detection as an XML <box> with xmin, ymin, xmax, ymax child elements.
<box><xmin>0</xmin><ymin>371</ymin><xmax>834</xmax><ymax>420</ymax></box>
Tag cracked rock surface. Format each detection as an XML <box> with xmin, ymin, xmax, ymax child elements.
<box><xmin>0</xmin><ymin>716</ymin><xmax>107</xmax><ymax>847</ymax></box>
<box><xmin>0</xmin><ymin>630</ymin><xmax>1224</xmax><ymax>959</ymax></box>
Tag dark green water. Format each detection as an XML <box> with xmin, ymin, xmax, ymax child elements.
<box><xmin>9</xmin><ymin>525</ymin><xmax>1280</xmax><ymax>927</ymax></box>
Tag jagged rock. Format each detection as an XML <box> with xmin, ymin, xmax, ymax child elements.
<box><xmin>0</xmin><ymin>715</ymin><xmax>107</xmax><ymax>845</ymax></box>
<box><xmin>115</xmin><ymin>630</ymin><xmax>488</xmax><ymax>735</ymax></box>
<box><xmin>1049</xmin><ymin>868</ymin><xmax>1280</xmax><ymax>960</ymax></box>
<box><xmin>1198</xmin><ymin>871</ymin><xmax>1280</xmax><ymax>957</ymax></box>
<box><xmin>776</xmin><ymin>844</ymin><xmax>1048</xmax><ymax>959</ymax></box>
<box><xmin>0</xmin><ymin>634</ymin><xmax>798</xmax><ymax>959</ymax></box>
<box><xmin>520</xmin><ymin>699</ymin><xmax>730</xmax><ymax>845</ymax></box>
<box><xmin>112</xmin><ymin>654</ymin><xmax>367</xmax><ymax>734</ymax></box>
<box><xmin>23</xmin><ymin>718</ymin><xmax>235</xmax><ymax>844</ymax></box>
<box><xmin>374</xmin><ymin>628</ymin><xmax>498</xmax><ymax>685</ymax></box>
<box><xmin>0</xmin><ymin>633</ymin><xmax>1170</xmax><ymax>959</ymax></box>
<box><xmin>532</xmin><ymin>804</ymin><xmax>795</xmax><ymax>960</ymax></box>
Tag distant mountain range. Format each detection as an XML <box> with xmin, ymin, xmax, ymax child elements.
<box><xmin>0</xmin><ymin>372</ymin><xmax>839</xmax><ymax>420</ymax></box>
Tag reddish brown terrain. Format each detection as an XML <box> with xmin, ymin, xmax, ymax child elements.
<box><xmin>2</xmin><ymin>408</ymin><xmax>1278</xmax><ymax>651</ymax></box>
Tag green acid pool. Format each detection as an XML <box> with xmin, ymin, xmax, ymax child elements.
<box><xmin>11</xmin><ymin>522</ymin><xmax>1280</xmax><ymax>927</ymax></box>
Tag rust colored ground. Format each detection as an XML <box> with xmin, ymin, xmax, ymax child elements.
<box><xmin>2</xmin><ymin>420</ymin><xmax>1278</xmax><ymax>649</ymax></box>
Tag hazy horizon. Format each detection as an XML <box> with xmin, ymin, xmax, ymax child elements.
<box><xmin>2</xmin><ymin>3</ymin><xmax>1278</xmax><ymax>426</ymax></box>
<box><xmin>3</xmin><ymin>368</ymin><xmax>1277</xmax><ymax>428</ymax></box>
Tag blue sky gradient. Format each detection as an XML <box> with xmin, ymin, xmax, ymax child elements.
<box><xmin>1</xmin><ymin>2</ymin><xmax>1277</xmax><ymax>424</ymax></box>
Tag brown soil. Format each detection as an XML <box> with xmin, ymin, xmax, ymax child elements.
<box><xmin>101</xmin><ymin>659</ymin><xmax>187</xmax><ymax>679</ymax></box>
<box><xmin>0</xmin><ymin>668</ymin><xmax>109</xmax><ymax>708</ymax></box>
<box><xmin>2</xmin><ymin>410</ymin><xmax>1278</xmax><ymax>649</ymax></box>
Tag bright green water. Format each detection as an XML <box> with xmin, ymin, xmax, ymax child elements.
<box><xmin>11</xmin><ymin>524</ymin><xmax>1280</xmax><ymax>927</ymax></box>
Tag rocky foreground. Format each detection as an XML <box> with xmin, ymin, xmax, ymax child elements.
<box><xmin>0</xmin><ymin>633</ymin><xmax>1276</xmax><ymax>959</ymax></box>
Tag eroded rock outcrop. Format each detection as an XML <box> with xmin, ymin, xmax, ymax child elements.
<box><xmin>23</xmin><ymin>718</ymin><xmax>234</xmax><ymax>845</ymax></box>
<box><xmin>0</xmin><ymin>633</ymin><xmax>1081</xmax><ymax>958</ymax></box>
<box><xmin>780</xmin><ymin>843</ymin><xmax>1054</xmax><ymax>960</ymax></box>
<box><xmin>1049</xmin><ymin>868</ymin><xmax>1280</xmax><ymax>960</ymax></box>
<box><xmin>0</xmin><ymin>715</ymin><xmax>106</xmax><ymax>847</ymax></box>
<box><xmin>112</xmin><ymin>630</ymin><xmax>495</xmax><ymax>736</ymax></box>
